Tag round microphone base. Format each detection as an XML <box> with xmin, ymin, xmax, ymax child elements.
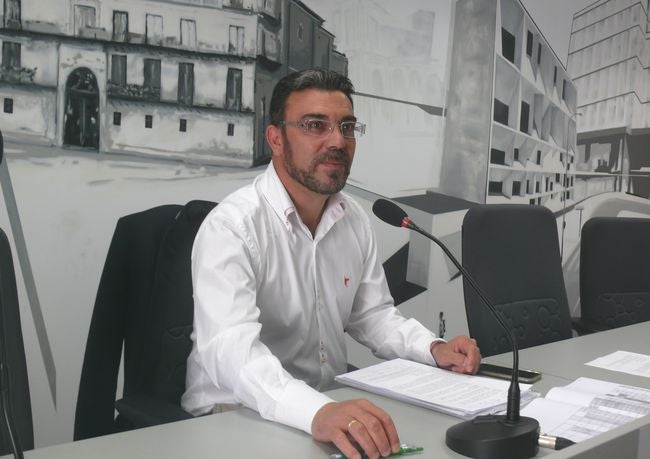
<box><xmin>445</xmin><ymin>414</ymin><xmax>539</xmax><ymax>459</ymax></box>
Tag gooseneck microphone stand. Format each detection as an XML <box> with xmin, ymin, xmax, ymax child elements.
<box><xmin>372</xmin><ymin>199</ymin><xmax>539</xmax><ymax>459</ymax></box>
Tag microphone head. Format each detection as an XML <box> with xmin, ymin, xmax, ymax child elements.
<box><xmin>372</xmin><ymin>199</ymin><xmax>408</xmax><ymax>227</ymax></box>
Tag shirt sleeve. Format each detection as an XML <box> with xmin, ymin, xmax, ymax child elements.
<box><xmin>344</xmin><ymin>209</ymin><xmax>441</xmax><ymax>367</ymax></box>
<box><xmin>191</xmin><ymin>209</ymin><xmax>333</xmax><ymax>434</ymax></box>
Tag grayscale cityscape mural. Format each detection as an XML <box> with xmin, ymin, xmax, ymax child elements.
<box><xmin>1</xmin><ymin>0</ymin><xmax>649</xmax><ymax>449</ymax></box>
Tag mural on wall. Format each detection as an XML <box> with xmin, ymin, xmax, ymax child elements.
<box><xmin>0</xmin><ymin>0</ymin><xmax>351</xmax><ymax>167</ymax></box>
<box><xmin>1</xmin><ymin>0</ymin><xmax>650</xmax><ymax>450</ymax></box>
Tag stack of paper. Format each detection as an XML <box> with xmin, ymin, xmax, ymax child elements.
<box><xmin>335</xmin><ymin>358</ymin><xmax>538</xmax><ymax>419</ymax></box>
<box><xmin>521</xmin><ymin>377</ymin><xmax>650</xmax><ymax>443</ymax></box>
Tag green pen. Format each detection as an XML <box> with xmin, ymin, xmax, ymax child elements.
<box><xmin>329</xmin><ymin>443</ymin><xmax>424</xmax><ymax>459</ymax></box>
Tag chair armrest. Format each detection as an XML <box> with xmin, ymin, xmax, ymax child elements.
<box><xmin>571</xmin><ymin>317</ymin><xmax>610</xmax><ymax>335</ymax></box>
<box><xmin>115</xmin><ymin>395</ymin><xmax>194</xmax><ymax>429</ymax></box>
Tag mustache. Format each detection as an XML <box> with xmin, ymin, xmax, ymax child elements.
<box><xmin>315</xmin><ymin>149</ymin><xmax>349</xmax><ymax>165</ymax></box>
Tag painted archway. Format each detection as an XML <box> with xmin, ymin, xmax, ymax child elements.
<box><xmin>63</xmin><ymin>67</ymin><xmax>99</xmax><ymax>149</ymax></box>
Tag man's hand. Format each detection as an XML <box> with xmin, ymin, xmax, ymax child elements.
<box><xmin>430</xmin><ymin>336</ymin><xmax>481</xmax><ymax>374</ymax></box>
<box><xmin>312</xmin><ymin>399</ymin><xmax>400</xmax><ymax>459</ymax></box>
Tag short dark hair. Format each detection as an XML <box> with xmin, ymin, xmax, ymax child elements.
<box><xmin>269</xmin><ymin>68</ymin><xmax>354</xmax><ymax>126</ymax></box>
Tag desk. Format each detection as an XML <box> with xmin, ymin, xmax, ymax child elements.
<box><xmin>8</xmin><ymin>323</ymin><xmax>650</xmax><ymax>458</ymax></box>
<box><xmin>487</xmin><ymin>321</ymin><xmax>650</xmax><ymax>389</ymax></box>
<box><xmin>9</xmin><ymin>378</ymin><xmax>568</xmax><ymax>459</ymax></box>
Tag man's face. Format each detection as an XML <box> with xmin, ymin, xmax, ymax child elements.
<box><xmin>270</xmin><ymin>89</ymin><xmax>356</xmax><ymax>196</ymax></box>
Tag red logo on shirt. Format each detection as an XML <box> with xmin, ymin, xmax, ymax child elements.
<box><xmin>343</xmin><ymin>276</ymin><xmax>350</xmax><ymax>287</ymax></box>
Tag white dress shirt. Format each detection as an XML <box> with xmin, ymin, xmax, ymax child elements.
<box><xmin>181</xmin><ymin>163</ymin><xmax>440</xmax><ymax>434</ymax></box>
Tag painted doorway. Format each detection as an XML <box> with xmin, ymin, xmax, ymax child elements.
<box><xmin>63</xmin><ymin>68</ymin><xmax>99</xmax><ymax>149</ymax></box>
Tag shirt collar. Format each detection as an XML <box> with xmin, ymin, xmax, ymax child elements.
<box><xmin>260</xmin><ymin>162</ymin><xmax>348</xmax><ymax>233</ymax></box>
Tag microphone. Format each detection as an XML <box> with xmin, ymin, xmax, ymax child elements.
<box><xmin>372</xmin><ymin>199</ymin><xmax>539</xmax><ymax>459</ymax></box>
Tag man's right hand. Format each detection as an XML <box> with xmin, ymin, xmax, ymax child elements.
<box><xmin>311</xmin><ymin>399</ymin><xmax>401</xmax><ymax>459</ymax></box>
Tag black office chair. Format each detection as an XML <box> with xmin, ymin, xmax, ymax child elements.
<box><xmin>579</xmin><ymin>217</ymin><xmax>650</xmax><ymax>331</ymax></box>
<box><xmin>461</xmin><ymin>205</ymin><xmax>573</xmax><ymax>357</ymax></box>
<box><xmin>74</xmin><ymin>200</ymin><xmax>217</xmax><ymax>440</ymax></box>
<box><xmin>0</xmin><ymin>228</ymin><xmax>33</xmax><ymax>456</ymax></box>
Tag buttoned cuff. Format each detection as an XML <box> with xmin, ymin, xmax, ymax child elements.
<box><xmin>411</xmin><ymin>335</ymin><xmax>445</xmax><ymax>367</ymax></box>
<box><xmin>273</xmin><ymin>379</ymin><xmax>335</xmax><ymax>434</ymax></box>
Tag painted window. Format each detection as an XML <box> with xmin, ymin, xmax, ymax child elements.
<box><xmin>526</xmin><ymin>31</ymin><xmax>533</xmax><ymax>57</ymax></box>
<box><xmin>490</xmin><ymin>148</ymin><xmax>505</xmax><ymax>165</ymax></box>
<box><xmin>493</xmin><ymin>98</ymin><xmax>508</xmax><ymax>125</ymax></box>
<box><xmin>110</xmin><ymin>54</ymin><xmax>126</xmax><ymax>86</ymax></box>
<box><xmin>226</xmin><ymin>68</ymin><xmax>242</xmax><ymax>110</ymax></box>
<box><xmin>4</xmin><ymin>0</ymin><xmax>21</xmax><ymax>29</ymax></box>
<box><xmin>113</xmin><ymin>112</ymin><xmax>121</xmax><ymax>126</ymax></box>
<box><xmin>146</xmin><ymin>14</ymin><xmax>164</xmax><ymax>46</ymax></box>
<box><xmin>181</xmin><ymin>19</ymin><xmax>197</xmax><ymax>48</ymax></box>
<box><xmin>520</xmin><ymin>101</ymin><xmax>530</xmax><ymax>134</ymax></box>
<box><xmin>229</xmin><ymin>25</ymin><xmax>244</xmax><ymax>54</ymax></box>
<box><xmin>2</xmin><ymin>42</ymin><xmax>20</xmax><ymax>69</ymax></box>
<box><xmin>74</xmin><ymin>5</ymin><xmax>96</xmax><ymax>35</ymax></box>
<box><xmin>113</xmin><ymin>11</ymin><xmax>128</xmax><ymax>42</ymax></box>
<box><xmin>488</xmin><ymin>181</ymin><xmax>503</xmax><ymax>195</ymax></box>
<box><xmin>144</xmin><ymin>59</ymin><xmax>161</xmax><ymax>101</ymax></box>
<box><xmin>178</xmin><ymin>63</ymin><xmax>194</xmax><ymax>105</ymax></box>
<box><xmin>501</xmin><ymin>28</ymin><xmax>515</xmax><ymax>63</ymax></box>
<box><xmin>4</xmin><ymin>98</ymin><xmax>13</xmax><ymax>113</ymax></box>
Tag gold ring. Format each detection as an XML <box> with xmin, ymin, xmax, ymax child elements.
<box><xmin>347</xmin><ymin>419</ymin><xmax>360</xmax><ymax>431</ymax></box>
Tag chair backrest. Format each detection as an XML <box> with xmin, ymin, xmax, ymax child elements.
<box><xmin>462</xmin><ymin>205</ymin><xmax>572</xmax><ymax>357</ymax></box>
<box><xmin>0</xmin><ymin>228</ymin><xmax>33</xmax><ymax>455</ymax></box>
<box><xmin>145</xmin><ymin>200</ymin><xmax>217</xmax><ymax>405</ymax></box>
<box><xmin>580</xmin><ymin>217</ymin><xmax>650</xmax><ymax>329</ymax></box>
<box><xmin>74</xmin><ymin>200</ymin><xmax>216</xmax><ymax>440</ymax></box>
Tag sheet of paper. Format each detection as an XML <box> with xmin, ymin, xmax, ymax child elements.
<box><xmin>586</xmin><ymin>350</ymin><xmax>650</xmax><ymax>378</ymax></box>
<box><xmin>335</xmin><ymin>358</ymin><xmax>536</xmax><ymax>419</ymax></box>
<box><xmin>521</xmin><ymin>397</ymin><xmax>582</xmax><ymax>433</ymax></box>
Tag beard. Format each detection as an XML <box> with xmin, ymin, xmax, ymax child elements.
<box><xmin>282</xmin><ymin>133</ymin><xmax>351</xmax><ymax>195</ymax></box>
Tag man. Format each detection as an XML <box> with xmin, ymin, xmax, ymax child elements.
<box><xmin>182</xmin><ymin>68</ymin><xmax>480</xmax><ymax>459</ymax></box>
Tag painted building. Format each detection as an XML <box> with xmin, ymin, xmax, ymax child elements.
<box><xmin>307</xmin><ymin>0</ymin><xmax>452</xmax><ymax>198</ymax></box>
<box><xmin>0</xmin><ymin>0</ymin><xmax>346</xmax><ymax>167</ymax></box>
<box><xmin>568</xmin><ymin>0</ymin><xmax>645</xmax><ymax>198</ymax></box>
<box><xmin>441</xmin><ymin>0</ymin><xmax>579</xmax><ymax>211</ymax></box>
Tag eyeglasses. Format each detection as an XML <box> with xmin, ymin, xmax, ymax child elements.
<box><xmin>280</xmin><ymin>119</ymin><xmax>366</xmax><ymax>139</ymax></box>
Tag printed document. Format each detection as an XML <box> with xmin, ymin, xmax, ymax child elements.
<box><xmin>520</xmin><ymin>377</ymin><xmax>650</xmax><ymax>443</ymax></box>
<box><xmin>334</xmin><ymin>358</ymin><xmax>537</xmax><ymax>419</ymax></box>
<box><xmin>585</xmin><ymin>350</ymin><xmax>650</xmax><ymax>378</ymax></box>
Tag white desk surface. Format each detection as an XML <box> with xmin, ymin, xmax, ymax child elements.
<box><xmin>10</xmin><ymin>322</ymin><xmax>650</xmax><ymax>459</ymax></box>
<box><xmin>12</xmin><ymin>377</ymin><xmax>568</xmax><ymax>459</ymax></box>
<box><xmin>487</xmin><ymin>321</ymin><xmax>650</xmax><ymax>389</ymax></box>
